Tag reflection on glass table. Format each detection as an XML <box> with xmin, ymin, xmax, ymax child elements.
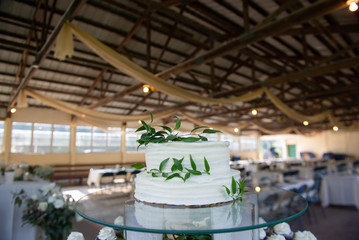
<box><xmin>75</xmin><ymin>184</ymin><xmax>307</xmax><ymax>237</ymax></box>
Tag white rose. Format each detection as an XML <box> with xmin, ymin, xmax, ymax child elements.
<box><xmin>47</xmin><ymin>196</ymin><xmax>56</xmax><ymax>203</ymax></box>
<box><xmin>38</xmin><ymin>202</ymin><xmax>48</xmax><ymax>211</ymax></box>
<box><xmin>53</xmin><ymin>199</ymin><xmax>65</xmax><ymax>209</ymax></box>
<box><xmin>31</xmin><ymin>194</ymin><xmax>38</xmax><ymax>201</ymax></box>
<box><xmin>67</xmin><ymin>232</ymin><xmax>85</xmax><ymax>240</ymax></box>
<box><xmin>273</xmin><ymin>222</ymin><xmax>292</xmax><ymax>235</ymax></box>
<box><xmin>259</xmin><ymin>228</ymin><xmax>266</xmax><ymax>239</ymax></box>
<box><xmin>97</xmin><ymin>227</ymin><xmax>117</xmax><ymax>240</ymax></box>
<box><xmin>259</xmin><ymin>217</ymin><xmax>268</xmax><ymax>229</ymax></box>
<box><xmin>113</xmin><ymin>216</ymin><xmax>124</xmax><ymax>225</ymax></box>
<box><xmin>294</xmin><ymin>231</ymin><xmax>317</xmax><ymax>240</ymax></box>
<box><xmin>266</xmin><ymin>234</ymin><xmax>286</xmax><ymax>240</ymax></box>
<box><xmin>41</xmin><ymin>183</ymin><xmax>56</xmax><ymax>195</ymax></box>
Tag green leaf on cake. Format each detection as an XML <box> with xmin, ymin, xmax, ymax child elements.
<box><xmin>184</xmin><ymin>173</ymin><xmax>191</xmax><ymax>182</ymax></box>
<box><xmin>231</xmin><ymin>177</ymin><xmax>237</xmax><ymax>194</ymax></box>
<box><xmin>190</xmin><ymin>154</ymin><xmax>197</xmax><ymax>171</ymax></box>
<box><xmin>165</xmin><ymin>173</ymin><xmax>183</xmax><ymax>181</ymax></box>
<box><xmin>204</xmin><ymin>157</ymin><xmax>210</xmax><ymax>174</ymax></box>
<box><xmin>132</xmin><ymin>163</ymin><xmax>145</xmax><ymax>169</ymax></box>
<box><xmin>173</xmin><ymin>158</ymin><xmax>183</xmax><ymax>171</ymax></box>
<box><xmin>203</xmin><ymin>129</ymin><xmax>221</xmax><ymax>134</ymax></box>
<box><xmin>180</xmin><ymin>137</ymin><xmax>201</xmax><ymax>143</ymax></box>
<box><xmin>159</xmin><ymin>158</ymin><xmax>169</xmax><ymax>172</ymax></box>
<box><xmin>223</xmin><ymin>185</ymin><xmax>230</xmax><ymax>195</ymax></box>
<box><xmin>186</xmin><ymin>168</ymin><xmax>202</xmax><ymax>175</ymax></box>
<box><xmin>159</xmin><ymin>125</ymin><xmax>172</xmax><ymax>133</ymax></box>
<box><xmin>173</xmin><ymin>116</ymin><xmax>181</xmax><ymax>130</ymax></box>
<box><xmin>190</xmin><ymin>126</ymin><xmax>209</xmax><ymax>133</ymax></box>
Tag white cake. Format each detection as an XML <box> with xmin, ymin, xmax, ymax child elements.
<box><xmin>134</xmin><ymin>141</ymin><xmax>241</xmax><ymax>206</ymax></box>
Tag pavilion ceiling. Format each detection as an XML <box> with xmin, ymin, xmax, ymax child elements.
<box><xmin>0</xmin><ymin>0</ymin><xmax>358</xmax><ymax>135</ymax></box>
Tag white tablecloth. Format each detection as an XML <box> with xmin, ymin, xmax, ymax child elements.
<box><xmin>0</xmin><ymin>181</ymin><xmax>49</xmax><ymax>240</ymax></box>
<box><xmin>320</xmin><ymin>174</ymin><xmax>359</xmax><ymax>209</ymax></box>
<box><xmin>87</xmin><ymin>168</ymin><xmax>137</xmax><ymax>187</ymax></box>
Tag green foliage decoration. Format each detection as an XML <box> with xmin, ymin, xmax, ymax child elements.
<box><xmin>132</xmin><ymin>154</ymin><xmax>210</xmax><ymax>182</ymax></box>
<box><xmin>135</xmin><ymin>110</ymin><xmax>221</xmax><ymax>149</ymax></box>
<box><xmin>223</xmin><ymin>177</ymin><xmax>249</xmax><ymax>204</ymax></box>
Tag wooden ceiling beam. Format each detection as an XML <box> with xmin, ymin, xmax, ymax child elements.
<box><xmin>158</xmin><ymin>0</ymin><xmax>346</xmax><ymax>80</ymax></box>
<box><xmin>7</xmin><ymin>0</ymin><xmax>86</xmax><ymax>111</ymax></box>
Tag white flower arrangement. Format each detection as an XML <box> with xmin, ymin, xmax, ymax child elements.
<box><xmin>13</xmin><ymin>183</ymin><xmax>78</xmax><ymax>240</ymax></box>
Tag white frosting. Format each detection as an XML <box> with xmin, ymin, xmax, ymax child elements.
<box><xmin>134</xmin><ymin>141</ymin><xmax>241</xmax><ymax>206</ymax></box>
<box><xmin>145</xmin><ymin>141</ymin><xmax>231</xmax><ymax>174</ymax></box>
<box><xmin>266</xmin><ymin>234</ymin><xmax>286</xmax><ymax>240</ymax></box>
<box><xmin>294</xmin><ymin>231</ymin><xmax>317</xmax><ymax>240</ymax></box>
<box><xmin>133</xmin><ymin>201</ymin><xmax>242</xmax><ymax>230</ymax></box>
<box><xmin>273</xmin><ymin>222</ymin><xmax>292</xmax><ymax>235</ymax></box>
<box><xmin>67</xmin><ymin>232</ymin><xmax>85</xmax><ymax>240</ymax></box>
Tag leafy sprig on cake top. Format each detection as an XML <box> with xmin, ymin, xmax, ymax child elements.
<box><xmin>133</xmin><ymin>154</ymin><xmax>210</xmax><ymax>182</ymax></box>
<box><xmin>135</xmin><ymin>110</ymin><xmax>221</xmax><ymax>148</ymax></box>
<box><xmin>223</xmin><ymin>177</ymin><xmax>248</xmax><ymax>204</ymax></box>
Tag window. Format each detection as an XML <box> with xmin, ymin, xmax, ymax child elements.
<box><xmin>11</xmin><ymin>122</ymin><xmax>32</xmax><ymax>153</ymax></box>
<box><xmin>126</xmin><ymin>128</ymin><xmax>145</xmax><ymax>152</ymax></box>
<box><xmin>11</xmin><ymin>122</ymin><xmax>70</xmax><ymax>154</ymax></box>
<box><xmin>76</xmin><ymin>126</ymin><xmax>122</xmax><ymax>153</ymax></box>
<box><xmin>33</xmin><ymin>123</ymin><xmax>52</xmax><ymax>153</ymax></box>
<box><xmin>53</xmin><ymin>125</ymin><xmax>70</xmax><ymax>153</ymax></box>
<box><xmin>108</xmin><ymin>127</ymin><xmax>121</xmax><ymax>152</ymax></box>
<box><xmin>240</xmin><ymin>136</ymin><xmax>257</xmax><ymax>152</ymax></box>
<box><xmin>76</xmin><ymin>126</ymin><xmax>92</xmax><ymax>153</ymax></box>
<box><xmin>93</xmin><ymin>127</ymin><xmax>107</xmax><ymax>152</ymax></box>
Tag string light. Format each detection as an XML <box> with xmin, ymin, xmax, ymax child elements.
<box><xmin>347</xmin><ymin>0</ymin><xmax>358</xmax><ymax>11</ymax></box>
<box><xmin>138</xmin><ymin>120</ymin><xmax>142</xmax><ymax>124</ymax></box>
<box><xmin>251</xmin><ymin>108</ymin><xmax>258</xmax><ymax>116</ymax></box>
<box><xmin>303</xmin><ymin>121</ymin><xmax>309</xmax><ymax>126</ymax></box>
<box><xmin>234</xmin><ymin>128</ymin><xmax>239</xmax><ymax>133</ymax></box>
<box><xmin>81</xmin><ymin>114</ymin><xmax>86</xmax><ymax>118</ymax></box>
<box><xmin>333</xmin><ymin>126</ymin><xmax>339</xmax><ymax>132</ymax></box>
<box><xmin>10</xmin><ymin>108</ymin><xmax>16</xmax><ymax>113</ymax></box>
<box><xmin>255</xmin><ymin>186</ymin><xmax>261</xmax><ymax>193</ymax></box>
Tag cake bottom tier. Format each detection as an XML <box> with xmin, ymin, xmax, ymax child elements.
<box><xmin>134</xmin><ymin>169</ymin><xmax>241</xmax><ymax>206</ymax></box>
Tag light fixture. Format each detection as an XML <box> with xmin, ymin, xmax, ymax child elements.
<box><xmin>303</xmin><ymin>121</ymin><xmax>309</xmax><ymax>126</ymax></box>
<box><xmin>81</xmin><ymin>114</ymin><xmax>86</xmax><ymax>118</ymax></box>
<box><xmin>333</xmin><ymin>126</ymin><xmax>339</xmax><ymax>132</ymax></box>
<box><xmin>10</xmin><ymin>108</ymin><xmax>16</xmax><ymax>113</ymax></box>
<box><xmin>234</xmin><ymin>128</ymin><xmax>239</xmax><ymax>133</ymax></box>
<box><xmin>138</xmin><ymin>120</ymin><xmax>142</xmax><ymax>124</ymax></box>
<box><xmin>251</xmin><ymin>108</ymin><xmax>258</xmax><ymax>116</ymax></box>
<box><xmin>255</xmin><ymin>186</ymin><xmax>261</xmax><ymax>193</ymax></box>
<box><xmin>347</xmin><ymin>0</ymin><xmax>358</xmax><ymax>11</ymax></box>
<box><xmin>142</xmin><ymin>85</ymin><xmax>154</xmax><ymax>93</ymax></box>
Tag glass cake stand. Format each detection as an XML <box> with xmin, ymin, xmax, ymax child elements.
<box><xmin>75</xmin><ymin>184</ymin><xmax>307</xmax><ymax>239</ymax></box>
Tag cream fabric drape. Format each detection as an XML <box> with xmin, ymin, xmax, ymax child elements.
<box><xmin>24</xmin><ymin>88</ymin><xmax>176</xmax><ymax>122</ymax></box>
<box><xmin>50</xmin><ymin>23</ymin><xmax>358</xmax><ymax>130</ymax></box>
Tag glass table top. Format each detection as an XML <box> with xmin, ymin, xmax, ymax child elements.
<box><xmin>75</xmin><ymin>184</ymin><xmax>307</xmax><ymax>235</ymax></box>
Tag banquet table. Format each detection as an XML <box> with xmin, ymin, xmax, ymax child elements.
<box><xmin>320</xmin><ymin>174</ymin><xmax>359</xmax><ymax>209</ymax></box>
<box><xmin>0</xmin><ymin>180</ymin><xmax>49</xmax><ymax>240</ymax></box>
<box><xmin>275</xmin><ymin>178</ymin><xmax>315</xmax><ymax>191</ymax></box>
<box><xmin>87</xmin><ymin>168</ymin><xmax>137</xmax><ymax>187</ymax></box>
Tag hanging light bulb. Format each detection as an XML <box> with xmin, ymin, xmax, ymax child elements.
<box><xmin>255</xmin><ymin>186</ymin><xmax>261</xmax><ymax>193</ymax></box>
<box><xmin>251</xmin><ymin>108</ymin><xmax>258</xmax><ymax>116</ymax></box>
<box><xmin>10</xmin><ymin>108</ymin><xmax>16</xmax><ymax>113</ymax></box>
<box><xmin>143</xmin><ymin>85</ymin><xmax>150</xmax><ymax>93</ymax></box>
<box><xmin>234</xmin><ymin>128</ymin><xmax>239</xmax><ymax>133</ymax></box>
<box><xmin>333</xmin><ymin>126</ymin><xmax>339</xmax><ymax>132</ymax></box>
<box><xmin>138</xmin><ymin>120</ymin><xmax>142</xmax><ymax>124</ymax></box>
<box><xmin>303</xmin><ymin>121</ymin><xmax>309</xmax><ymax>126</ymax></box>
<box><xmin>347</xmin><ymin>0</ymin><xmax>358</xmax><ymax>11</ymax></box>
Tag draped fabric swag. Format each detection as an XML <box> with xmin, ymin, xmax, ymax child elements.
<box><xmin>43</xmin><ymin>23</ymin><xmax>358</xmax><ymax>132</ymax></box>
